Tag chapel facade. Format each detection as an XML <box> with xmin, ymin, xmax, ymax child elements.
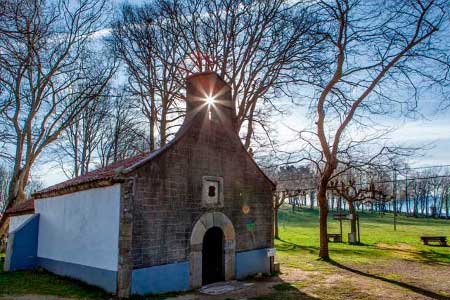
<box><xmin>5</xmin><ymin>72</ymin><xmax>275</xmax><ymax>298</ymax></box>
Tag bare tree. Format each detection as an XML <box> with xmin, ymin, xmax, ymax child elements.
<box><xmin>274</xmin><ymin>165</ymin><xmax>317</xmax><ymax>238</ymax></box>
<box><xmin>114</xmin><ymin>0</ymin><xmax>321</xmax><ymax>150</ymax></box>
<box><xmin>97</xmin><ymin>90</ymin><xmax>149</xmax><ymax>167</ymax></box>
<box><xmin>51</xmin><ymin>86</ymin><xmax>148</xmax><ymax>178</ymax></box>
<box><xmin>24</xmin><ymin>172</ymin><xmax>44</xmax><ymax>198</ymax></box>
<box><xmin>0</xmin><ymin>0</ymin><xmax>116</xmax><ymax>206</ymax></box>
<box><xmin>330</xmin><ymin>166</ymin><xmax>389</xmax><ymax>243</ymax></box>
<box><xmin>272</xmin><ymin>191</ymin><xmax>286</xmax><ymax>239</ymax></box>
<box><xmin>440</xmin><ymin>176</ymin><xmax>450</xmax><ymax>219</ymax></box>
<box><xmin>0</xmin><ymin>165</ymin><xmax>10</xmax><ymax>213</ymax></box>
<box><xmin>111</xmin><ymin>4</ymin><xmax>185</xmax><ymax>150</ymax></box>
<box><xmin>295</xmin><ymin>0</ymin><xmax>449</xmax><ymax>258</ymax></box>
<box><xmin>53</xmin><ymin>89</ymin><xmax>110</xmax><ymax>178</ymax></box>
<box><xmin>402</xmin><ymin>167</ymin><xmax>450</xmax><ymax>218</ymax></box>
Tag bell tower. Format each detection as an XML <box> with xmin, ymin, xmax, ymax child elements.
<box><xmin>184</xmin><ymin>72</ymin><xmax>235</xmax><ymax>129</ymax></box>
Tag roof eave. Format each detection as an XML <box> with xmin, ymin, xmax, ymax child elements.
<box><xmin>33</xmin><ymin>178</ymin><xmax>123</xmax><ymax>199</ymax></box>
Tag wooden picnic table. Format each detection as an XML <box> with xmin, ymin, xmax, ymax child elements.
<box><xmin>420</xmin><ymin>236</ymin><xmax>447</xmax><ymax>246</ymax></box>
<box><xmin>327</xmin><ymin>233</ymin><xmax>342</xmax><ymax>243</ymax></box>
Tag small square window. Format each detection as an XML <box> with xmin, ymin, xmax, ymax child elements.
<box><xmin>202</xmin><ymin>176</ymin><xmax>224</xmax><ymax>207</ymax></box>
<box><xmin>208</xmin><ymin>186</ymin><xmax>216</xmax><ymax>197</ymax></box>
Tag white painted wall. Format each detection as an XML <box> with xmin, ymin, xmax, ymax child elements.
<box><xmin>35</xmin><ymin>184</ymin><xmax>121</xmax><ymax>271</ymax></box>
<box><xmin>9</xmin><ymin>214</ymin><xmax>34</xmax><ymax>233</ymax></box>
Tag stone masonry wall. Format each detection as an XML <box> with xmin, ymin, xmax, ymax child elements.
<box><xmin>130</xmin><ymin>109</ymin><xmax>274</xmax><ymax>269</ymax></box>
<box><xmin>117</xmin><ymin>179</ymin><xmax>135</xmax><ymax>297</ymax></box>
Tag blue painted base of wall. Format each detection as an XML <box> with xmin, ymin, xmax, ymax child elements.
<box><xmin>7</xmin><ymin>219</ymin><xmax>270</xmax><ymax>296</ymax></box>
<box><xmin>131</xmin><ymin>261</ymin><xmax>190</xmax><ymax>295</ymax></box>
<box><xmin>5</xmin><ymin>214</ymin><xmax>40</xmax><ymax>271</ymax></box>
<box><xmin>131</xmin><ymin>248</ymin><xmax>271</xmax><ymax>295</ymax></box>
<box><xmin>38</xmin><ymin>257</ymin><xmax>117</xmax><ymax>293</ymax></box>
<box><xmin>236</xmin><ymin>248</ymin><xmax>270</xmax><ymax>279</ymax></box>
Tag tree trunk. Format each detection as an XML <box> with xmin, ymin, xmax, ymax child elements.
<box><xmin>7</xmin><ymin>145</ymin><xmax>33</xmax><ymax>206</ymax></box>
<box><xmin>7</xmin><ymin>164</ymin><xmax>31</xmax><ymax>206</ymax></box>
<box><xmin>160</xmin><ymin>110</ymin><xmax>167</xmax><ymax>147</ymax></box>
<box><xmin>348</xmin><ymin>201</ymin><xmax>357</xmax><ymax>243</ymax></box>
<box><xmin>149</xmin><ymin>114</ymin><xmax>156</xmax><ymax>151</ymax></box>
<box><xmin>413</xmin><ymin>195</ymin><xmax>418</xmax><ymax>217</ymax></box>
<box><xmin>317</xmin><ymin>190</ymin><xmax>329</xmax><ymax>259</ymax></box>
<box><xmin>446</xmin><ymin>193</ymin><xmax>449</xmax><ymax>219</ymax></box>
<box><xmin>8</xmin><ymin>174</ymin><xmax>26</xmax><ymax>205</ymax></box>
<box><xmin>243</xmin><ymin>100</ymin><xmax>257</xmax><ymax>150</ymax></box>
<box><xmin>274</xmin><ymin>208</ymin><xmax>279</xmax><ymax>239</ymax></box>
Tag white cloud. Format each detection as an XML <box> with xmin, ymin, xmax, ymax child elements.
<box><xmin>391</xmin><ymin>119</ymin><xmax>450</xmax><ymax>142</ymax></box>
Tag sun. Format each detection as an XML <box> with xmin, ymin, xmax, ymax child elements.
<box><xmin>206</xmin><ymin>95</ymin><xmax>215</xmax><ymax>105</ymax></box>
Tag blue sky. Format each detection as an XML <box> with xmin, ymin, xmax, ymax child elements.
<box><xmin>275</xmin><ymin>100</ymin><xmax>450</xmax><ymax>167</ymax></box>
<box><xmin>33</xmin><ymin>0</ymin><xmax>450</xmax><ymax>187</ymax></box>
<box><xmin>37</xmin><ymin>100</ymin><xmax>450</xmax><ymax>187</ymax></box>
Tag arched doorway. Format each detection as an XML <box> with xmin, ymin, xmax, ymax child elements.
<box><xmin>189</xmin><ymin>212</ymin><xmax>235</xmax><ymax>288</ymax></box>
<box><xmin>202</xmin><ymin>227</ymin><xmax>224</xmax><ymax>285</ymax></box>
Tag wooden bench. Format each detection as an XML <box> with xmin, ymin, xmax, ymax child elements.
<box><xmin>333</xmin><ymin>213</ymin><xmax>348</xmax><ymax>220</ymax></box>
<box><xmin>328</xmin><ymin>233</ymin><xmax>342</xmax><ymax>242</ymax></box>
<box><xmin>420</xmin><ymin>236</ymin><xmax>448</xmax><ymax>246</ymax></box>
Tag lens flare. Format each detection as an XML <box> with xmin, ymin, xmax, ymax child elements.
<box><xmin>206</xmin><ymin>95</ymin><xmax>215</xmax><ymax>105</ymax></box>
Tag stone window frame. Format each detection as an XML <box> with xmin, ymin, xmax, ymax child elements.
<box><xmin>201</xmin><ymin>176</ymin><xmax>224</xmax><ymax>207</ymax></box>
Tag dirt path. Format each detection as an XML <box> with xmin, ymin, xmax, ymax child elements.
<box><xmin>2</xmin><ymin>259</ymin><xmax>449</xmax><ymax>300</ymax></box>
<box><xmin>167</xmin><ymin>259</ymin><xmax>450</xmax><ymax>300</ymax></box>
<box><xmin>165</xmin><ymin>277</ymin><xmax>282</xmax><ymax>300</ymax></box>
<box><xmin>279</xmin><ymin>259</ymin><xmax>450</xmax><ymax>300</ymax></box>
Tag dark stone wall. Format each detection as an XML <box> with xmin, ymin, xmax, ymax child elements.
<box><xmin>130</xmin><ymin>76</ymin><xmax>274</xmax><ymax>269</ymax></box>
<box><xmin>117</xmin><ymin>179</ymin><xmax>135</xmax><ymax>297</ymax></box>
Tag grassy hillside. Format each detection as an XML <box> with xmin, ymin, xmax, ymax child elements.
<box><xmin>276</xmin><ymin>207</ymin><xmax>450</xmax><ymax>268</ymax></box>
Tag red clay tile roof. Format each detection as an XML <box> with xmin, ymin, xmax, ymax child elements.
<box><xmin>32</xmin><ymin>123</ymin><xmax>194</xmax><ymax>198</ymax></box>
<box><xmin>33</xmin><ymin>152</ymin><xmax>151</xmax><ymax>198</ymax></box>
<box><xmin>5</xmin><ymin>199</ymin><xmax>35</xmax><ymax>215</ymax></box>
<box><xmin>0</xmin><ymin>199</ymin><xmax>34</xmax><ymax>230</ymax></box>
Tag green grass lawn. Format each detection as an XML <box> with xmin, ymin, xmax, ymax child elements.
<box><xmin>276</xmin><ymin>207</ymin><xmax>450</xmax><ymax>270</ymax></box>
<box><xmin>0</xmin><ymin>260</ymin><xmax>110</xmax><ymax>299</ymax></box>
<box><xmin>254</xmin><ymin>208</ymin><xmax>450</xmax><ymax>300</ymax></box>
<box><xmin>0</xmin><ymin>208</ymin><xmax>449</xmax><ymax>299</ymax></box>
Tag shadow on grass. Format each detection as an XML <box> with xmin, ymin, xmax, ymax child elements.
<box><xmin>277</xmin><ymin>238</ymin><xmax>319</xmax><ymax>254</ymax></box>
<box><xmin>416</xmin><ymin>249</ymin><xmax>450</xmax><ymax>265</ymax></box>
<box><xmin>277</xmin><ymin>238</ymin><xmax>389</xmax><ymax>260</ymax></box>
<box><xmin>369</xmin><ymin>242</ymin><xmax>450</xmax><ymax>264</ymax></box>
<box><xmin>325</xmin><ymin>259</ymin><xmax>450</xmax><ymax>300</ymax></box>
<box><xmin>251</xmin><ymin>282</ymin><xmax>320</xmax><ymax>300</ymax></box>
